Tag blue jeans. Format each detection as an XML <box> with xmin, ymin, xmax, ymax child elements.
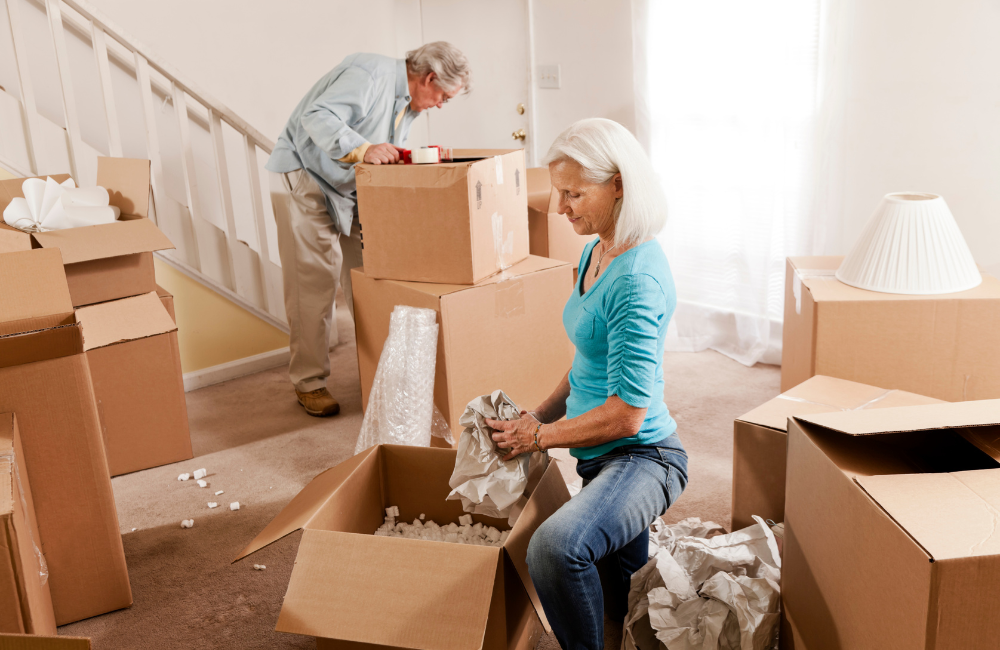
<box><xmin>527</xmin><ymin>436</ymin><xmax>688</xmax><ymax>650</ymax></box>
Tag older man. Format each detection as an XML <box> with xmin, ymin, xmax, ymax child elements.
<box><xmin>267</xmin><ymin>42</ymin><xmax>470</xmax><ymax>417</ymax></box>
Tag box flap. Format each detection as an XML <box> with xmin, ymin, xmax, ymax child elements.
<box><xmin>503</xmin><ymin>459</ymin><xmax>572</xmax><ymax>634</ymax></box>
<box><xmin>276</xmin><ymin>529</ymin><xmax>498</xmax><ymax>650</ymax></box>
<box><xmin>0</xmin><ymin>324</ymin><xmax>84</xmax><ymax>369</ymax></box>
<box><xmin>0</xmin><ymin>634</ymin><xmax>91</xmax><ymax>649</ymax></box>
<box><xmin>31</xmin><ymin>218</ymin><xmax>174</xmax><ymax>264</ymax></box>
<box><xmin>738</xmin><ymin>375</ymin><xmax>944</xmax><ymax>432</ymax></box>
<box><xmin>373</xmin><ymin>255</ymin><xmax>570</xmax><ymax>299</ymax></box>
<box><xmin>526</xmin><ymin>168</ymin><xmax>551</xmax><ymax>213</ymax></box>
<box><xmin>0</xmin><ymin>226</ymin><xmax>30</xmax><ymax>254</ymax></box>
<box><xmin>233</xmin><ymin>446</ymin><xmax>379</xmax><ymax>561</ymax></box>
<box><xmin>796</xmin><ymin>400</ymin><xmax>1000</xmax><ymax>437</ymax></box>
<box><xmin>95</xmin><ymin>157</ymin><xmax>150</xmax><ymax>218</ymax></box>
<box><xmin>75</xmin><ymin>291</ymin><xmax>176</xmax><ymax>351</ymax></box>
<box><xmin>452</xmin><ymin>148</ymin><xmax>520</xmax><ymax>159</ymax></box>
<box><xmin>856</xmin><ymin>470</ymin><xmax>1000</xmax><ymax>560</ymax></box>
<box><xmin>0</xmin><ymin>174</ymin><xmax>73</xmax><ymax>214</ymax></box>
<box><xmin>0</xmin><ymin>249</ymin><xmax>75</xmax><ymax>336</ymax></box>
<box><xmin>789</xmin><ymin>256</ymin><xmax>1000</xmax><ymax>302</ymax></box>
<box><xmin>0</xmin><ymin>413</ymin><xmax>11</xmax><ymax>516</ymax></box>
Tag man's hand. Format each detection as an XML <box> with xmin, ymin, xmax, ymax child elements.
<box><xmin>364</xmin><ymin>143</ymin><xmax>406</xmax><ymax>165</ymax></box>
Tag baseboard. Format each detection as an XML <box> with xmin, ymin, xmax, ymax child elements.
<box><xmin>183</xmin><ymin>347</ymin><xmax>290</xmax><ymax>392</ymax></box>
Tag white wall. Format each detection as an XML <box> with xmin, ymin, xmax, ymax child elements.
<box><xmin>824</xmin><ymin>0</ymin><xmax>1000</xmax><ymax>269</ymax></box>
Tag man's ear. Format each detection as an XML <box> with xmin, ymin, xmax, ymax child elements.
<box><xmin>424</xmin><ymin>71</ymin><xmax>438</xmax><ymax>87</ymax></box>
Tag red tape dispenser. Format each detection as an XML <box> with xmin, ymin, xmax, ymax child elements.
<box><xmin>400</xmin><ymin>146</ymin><xmax>453</xmax><ymax>164</ymax></box>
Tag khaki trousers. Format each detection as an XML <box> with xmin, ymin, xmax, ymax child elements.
<box><xmin>270</xmin><ymin>169</ymin><xmax>363</xmax><ymax>393</ymax></box>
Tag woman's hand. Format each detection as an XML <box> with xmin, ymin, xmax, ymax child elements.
<box><xmin>487</xmin><ymin>412</ymin><xmax>541</xmax><ymax>462</ymax></box>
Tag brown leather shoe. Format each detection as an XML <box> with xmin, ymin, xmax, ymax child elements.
<box><xmin>295</xmin><ymin>387</ymin><xmax>341</xmax><ymax>417</ymax></box>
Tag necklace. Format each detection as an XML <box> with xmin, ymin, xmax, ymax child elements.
<box><xmin>594</xmin><ymin>241</ymin><xmax>618</xmax><ymax>277</ymax></box>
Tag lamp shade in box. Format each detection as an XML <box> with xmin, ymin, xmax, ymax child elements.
<box><xmin>836</xmin><ymin>193</ymin><xmax>982</xmax><ymax>295</ymax></box>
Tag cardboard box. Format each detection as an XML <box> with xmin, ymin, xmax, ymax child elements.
<box><xmin>0</xmin><ymin>414</ymin><xmax>56</xmax><ymax>636</ymax></box>
<box><xmin>782</xmin><ymin>256</ymin><xmax>1000</xmax><ymax>401</ymax></box>
<box><xmin>0</xmin><ymin>249</ymin><xmax>131</xmax><ymax>625</ymax></box>
<box><xmin>235</xmin><ymin>444</ymin><xmax>571</xmax><ymax>649</ymax></box>
<box><xmin>0</xmin><ymin>157</ymin><xmax>175</xmax><ymax>307</ymax></box>
<box><xmin>525</xmin><ymin>168</ymin><xmax>591</xmax><ymax>269</ymax></box>
<box><xmin>783</xmin><ymin>399</ymin><xmax>1000</xmax><ymax>649</ymax></box>
<box><xmin>352</xmin><ymin>256</ymin><xmax>575</xmax><ymax>437</ymax></box>
<box><xmin>155</xmin><ymin>284</ymin><xmax>175</xmax><ymax>323</ymax></box>
<box><xmin>0</xmin><ymin>635</ymin><xmax>90</xmax><ymax>650</ymax></box>
<box><xmin>356</xmin><ymin>149</ymin><xmax>529</xmax><ymax>284</ymax></box>
<box><xmin>731</xmin><ymin>375</ymin><xmax>943</xmax><ymax>530</ymax></box>
<box><xmin>76</xmin><ymin>292</ymin><xmax>192</xmax><ymax>476</ymax></box>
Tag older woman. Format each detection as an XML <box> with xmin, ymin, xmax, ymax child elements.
<box><xmin>488</xmin><ymin>118</ymin><xmax>687</xmax><ymax>649</ymax></box>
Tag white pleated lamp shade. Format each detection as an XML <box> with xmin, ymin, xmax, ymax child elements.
<box><xmin>836</xmin><ymin>193</ymin><xmax>982</xmax><ymax>295</ymax></box>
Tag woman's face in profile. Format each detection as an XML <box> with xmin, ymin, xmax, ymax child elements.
<box><xmin>549</xmin><ymin>158</ymin><xmax>623</xmax><ymax>238</ymax></box>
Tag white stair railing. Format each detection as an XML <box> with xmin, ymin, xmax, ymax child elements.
<box><xmin>0</xmin><ymin>0</ymin><xmax>294</xmax><ymax>333</ymax></box>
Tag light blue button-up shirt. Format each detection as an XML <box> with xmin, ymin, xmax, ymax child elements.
<box><xmin>266</xmin><ymin>54</ymin><xmax>417</xmax><ymax>235</ymax></box>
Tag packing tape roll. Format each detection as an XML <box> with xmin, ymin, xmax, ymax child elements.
<box><xmin>411</xmin><ymin>148</ymin><xmax>440</xmax><ymax>164</ymax></box>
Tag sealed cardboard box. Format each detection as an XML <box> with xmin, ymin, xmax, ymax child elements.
<box><xmin>0</xmin><ymin>635</ymin><xmax>90</xmax><ymax>649</ymax></box>
<box><xmin>155</xmin><ymin>284</ymin><xmax>175</xmax><ymax>323</ymax></box>
<box><xmin>783</xmin><ymin>400</ymin><xmax>1000</xmax><ymax>649</ymax></box>
<box><xmin>782</xmin><ymin>256</ymin><xmax>1000</xmax><ymax>401</ymax></box>
<box><xmin>356</xmin><ymin>149</ymin><xmax>529</xmax><ymax>284</ymax></box>
<box><xmin>352</xmin><ymin>256</ymin><xmax>575</xmax><ymax>437</ymax></box>
<box><xmin>0</xmin><ymin>414</ymin><xmax>56</xmax><ymax>636</ymax></box>
<box><xmin>0</xmin><ymin>249</ymin><xmax>131</xmax><ymax>625</ymax></box>
<box><xmin>525</xmin><ymin>168</ymin><xmax>591</xmax><ymax>269</ymax></box>
<box><xmin>0</xmin><ymin>157</ymin><xmax>175</xmax><ymax>307</ymax></box>
<box><xmin>235</xmin><ymin>444</ymin><xmax>571</xmax><ymax>650</ymax></box>
<box><xmin>76</xmin><ymin>292</ymin><xmax>192</xmax><ymax>476</ymax></box>
<box><xmin>731</xmin><ymin>375</ymin><xmax>942</xmax><ymax>530</ymax></box>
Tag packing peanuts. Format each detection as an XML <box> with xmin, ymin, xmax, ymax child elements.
<box><xmin>0</xmin><ymin>414</ymin><xmax>56</xmax><ymax>636</ymax></box>
<box><xmin>356</xmin><ymin>149</ymin><xmax>529</xmax><ymax>284</ymax></box>
<box><xmin>76</xmin><ymin>291</ymin><xmax>192</xmax><ymax>476</ymax></box>
<box><xmin>0</xmin><ymin>249</ymin><xmax>131</xmax><ymax>625</ymax></box>
<box><xmin>0</xmin><ymin>157</ymin><xmax>174</xmax><ymax>307</ymax></box>
<box><xmin>781</xmin><ymin>256</ymin><xmax>1000</xmax><ymax>401</ymax></box>
<box><xmin>352</xmin><ymin>256</ymin><xmax>575</xmax><ymax>439</ymax></box>
<box><xmin>234</xmin><ymin>444</ymin><xmax>571</xmax><ymax>650</ymax></box>
<box><xmin>782</xmin><ymin>399</ymin><xmax>1000</xmax><ymax>649</ymax></box>
<box><xmin>731</xmin><ymin>375</ymin><xmax>943</xmax><ymax>530</ymax></box>
<box><xmin>525</xmin><ymin>167</ymin><xmax>591</xmax><ymax>269</ymax></box>
<box><xmin>0</xmin><ymin>635</ymin><xmax>90</xmax><ymax>649</ymax></box>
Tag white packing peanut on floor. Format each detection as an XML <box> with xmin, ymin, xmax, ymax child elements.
<box><xmin>193</xmin><ymin>468</ymin><xmax>207</xmax><ymax>480</ymax></box>
<box><xmin>446</xmin><ymin>390</ymin><xmax>546</xmax><ymax>522</ymax></box>
<box><xmin>623</xmin><ymin>516</ymin><xmax>781</xmax><ymax>650</ymax></box>
<box><xmin>177</xmin><ymin>473</ymin><xmax>190</xmax><ymax>481</ymax></box>
<box><xmin>197</xmin><ymin>480</ymin><xmax>207</xmax><ymax>488</ymax></box>
<box><xmin>355</xmin><ymin>306</ymin><xmax>454</xmax><ymax>454</ymax></box>
<box><xmin>230</xmin><ymin>502</ymin><xmax>240</xmax><ymax>511</ymax></box>
<box><xmin>208</xmin><ymin>503</ymin><xmax>218</xmax><ymax>509</ymax></box>
<box><xmin>180</xmin><ymin>519</ymin><xmax>194</xmax><ymax>529</ymax></box>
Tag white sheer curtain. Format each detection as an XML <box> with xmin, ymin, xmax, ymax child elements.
<box><xmin>633</xmin><ymin>0</ymin><xmax>830</xmax><ymax>366</ymax></box>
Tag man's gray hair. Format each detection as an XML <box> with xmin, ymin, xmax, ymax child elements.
<box><xmin>406</xmin><ymin>42</ymin><xmax>472</xmax><ymax>94</ymax></box>
<box><xmin>543</xmin><ymin>118</ymin><xmax>666</xmax><ymax>249</ymax></box>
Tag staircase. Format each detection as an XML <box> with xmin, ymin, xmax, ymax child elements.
<box><xmin>0</xmin><ymin>0</ymin><xmax>291</xmax><ymax>332</ymax></box>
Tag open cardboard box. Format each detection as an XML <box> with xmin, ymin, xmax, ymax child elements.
<box><xmin>356</xmin><ymin>149</ymin><xmax>529</xmax><ymax>285</ymax></box>
<box><xmin>0</xmin><ymin>413</ymin><xmax>56</xmax><ymax>636</ymax></box>
<box><xmin>235</xmin><ymin>445</ymin><xmax>571</xmax><ymax>650</ymax></box>
<box><xmin>0</xmin><ymin>634</ymin><xmax>90</xmax><ymax>649</ymax></box>
<box><xmin>731</xmin><ymin>375</ymin><xmax>943</xmax><ymax>530</ymax></box>
<box><xmin>525</xmin><ymin>168</ymin><xmax>591</xmax><ymax>269</ymax></box>
<box><xmin>352</xmin><ymin>256</ymin><xmax>575</xmax><ymax>439</ymax></box>
<box><xmin>76</xmin><ymin>291</ymin><xmax>192</xmax><ymax>476</ymax></box>
<box><xmin>0</xmin><ymin>158</ymin><xmax>174</xmax><ymax>307</ymax></box>
<box><xmin>783</xmin><ymin>399</ymin><xmax>1000</xmax><ymax>649</ymax></box>
<box><xmin>781</xmin><ymin>256</ymin><xmax>1000</xmax><ymax>401</ymax></box>
<box><xmin>0</xmin><ymin>249</ymin><xmax>131</xmax><ymax>625</ymax></box>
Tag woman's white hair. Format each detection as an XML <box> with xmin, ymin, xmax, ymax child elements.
<box><xmin>406</xmin><ymin>42</ymin><xmax>472</xmax><ymax>94</ymax></box>
<box><xmin>543</xmin><ymin>118</ymin><xmax>666</xmax><ymax>248</ymax></box>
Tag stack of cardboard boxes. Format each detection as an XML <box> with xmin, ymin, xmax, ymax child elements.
<box><xmin>731</xmin><ymin>255</ymin><xmax>1000</xmax><ymax>648</ymax></box>
<box><xmin>0</xmin><ymin>158</ymin><xmax>191</xmax><ymax>631</ymax></box>
<box><xmin>352</xmin><ymin>150</ymin><xmax>577</xmax><ymax>437</ymax></box>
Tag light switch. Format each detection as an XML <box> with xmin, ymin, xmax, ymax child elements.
<box><xmin>538</xmin><ymin>64</ymin><xmax>561</xmax><ymax>89</ymax></box>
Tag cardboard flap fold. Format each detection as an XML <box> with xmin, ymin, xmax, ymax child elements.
<box><xmin>32</xmin><ymin>218</ymin><xmax>174</xmax><ymax>264</ymax></box>
<box><xmin>95</xmin><ymin>157</ymin><xmax>150</xmax><ymax>218</ymax></box>
<box><xmin>0</xmin><ymin>325</ymin><xmax>84</xmax><ymax>369</ymax></box>
<box><xmin>75</xmin><ymin>292</ymin><xmax>176</xmax><ymax>351</ymax></box>
<box><xmin>233</xmin><ymin>447</ymin><xmax>379</xmax><ymax>561</ymax></box>
<box><xmin>856</xmin><ymin>470</ymin><xmax>1000</xmax><ymax>560</ymax></box>
<box><xmin>796</xmin><ymin>400</ymin><xmax>1000</xmax><ymax>437</ymax></box>
<box><xmin>277</xmin><ymin>530</ymin><xmax>498</xmax><ymax>650</ymax></box>
<box><xmin>504</xmin><ymin>460</ymin><xmax>572</xmax><ymax>634</ymax></box>
<box><xmin>0</xmin><ymin>249</ymin><xmax>74</xmax><ymax>337</ymax></box>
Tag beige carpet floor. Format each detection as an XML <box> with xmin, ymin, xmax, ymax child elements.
<box><xmin>60</xmin><ymin>302</ymin><xmax>780</xmax><ymax>649</ymax></box>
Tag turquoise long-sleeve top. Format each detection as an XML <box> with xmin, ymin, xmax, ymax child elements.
<box><xmin>563</xmin><ymin>239</ymin><xmax>679</xmax><ymax>460</ymax></box>
<box><xmin>266</xmin><ymin>53</ymin><xmax>417</xmax><ymax>235</ymax></box>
